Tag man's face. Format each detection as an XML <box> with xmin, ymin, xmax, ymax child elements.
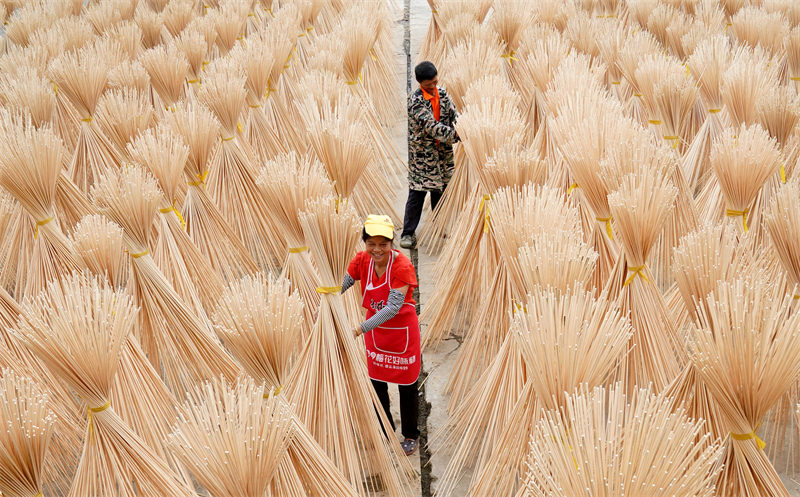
<box><xmin>419</xmin><ymin>75</ymin><xmax>438</xmax><ymax>94</ymax></box>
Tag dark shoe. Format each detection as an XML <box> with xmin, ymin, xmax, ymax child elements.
<box><xmin>400</xmin><ymin>235</ymin><xmax>416</xmax><ymax>249</ymax></box>
<box><xmin>401</xmin><ymin>438</ymin><xmax>418</xmax><ymax>456</ymax></box>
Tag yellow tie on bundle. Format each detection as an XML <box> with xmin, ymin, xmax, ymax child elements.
<box><xmin>730</xmin><ymin>429</ymin><xmax>766</xmax><ymax>450</ymax></box>
<box><xmin>479</xmin><ymin>195</ymin><xmax>491</xmax><ymax>233</ymax></box>
<box><xmin>725</xmin><ymin>208</ymin><xmax>749</xmax><ymax>232</ymax></box>
<box><xmin>316</xmin><ymin>286</ymin><xmax>341</xmax><ymax>294</ymax></box>
<box><xmin>596</xmin><ymin>216</ymin><xmax>613</xmax><ymax>240</ymax></box>
<box><xmin>624</xmin><ymin>265</ymin><xmax>650</xmax><ymax>286</ymax></box>
<box><xmin>87</xmin><ymin>399</ymin><xmax>111</xmax><ymax>442</ymax></box>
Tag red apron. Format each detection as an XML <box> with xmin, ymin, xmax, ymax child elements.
<box><xmin>362</xmin><ymin>251</ymin><xmax>421</xmax><ymax>385</ymax></box>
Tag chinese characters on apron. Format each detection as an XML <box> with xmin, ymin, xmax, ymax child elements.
<box><xmin>361</xmin><ymin>251</ymin><xmax>421</xmax><ymax>385</ymax></box>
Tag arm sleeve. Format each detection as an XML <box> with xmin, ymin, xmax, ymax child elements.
<box><xmin>410</xmin><ymin>100</ymin><xmax>458</xmax><ymax>144</ymax></box>
<box><xmin>360</xmin><ymin>288</ymin><xmax>404</xmax><ymax>333</ymax></box>
<box><xmin>341</xmin><ymin>273</ymin><xmax>355</xmax><ymax>294</ymax></box>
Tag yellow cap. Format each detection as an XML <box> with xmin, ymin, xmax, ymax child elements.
<box><xmin>364</xmin><ymin>214</ymin><xmax>394</xmax><ymax>240</ymax></box>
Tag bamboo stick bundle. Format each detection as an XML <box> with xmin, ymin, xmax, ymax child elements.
<box><xmin>563</xmin><ymin>13</ymin><xmax>606</xmax><ymax>62</ymax></box>
<box><xmin>0</xmin><ymin>202</ymin><xmax>35</xmax><ymax>297</ymax></box>
<box><xmin>128</xmin><ymin>126</ymin><xmax>225</xmax><ymax>315</ymax></box>
<box><xmin>91</xmin><ymin>165</ymin><xmax>242</xmax><ymax>394</ymax></box>
<box><xmin>689</xmin><ymin>273</ymin><xmax>800</xmax><ymax>497</ymax></box>
<box><xmin>213</xmin><ymin>0</ymin><xmax>249</xmax><ymax>55</ymax></box>
<box><xmin>164</xmin><ymin>103</ymin><xmax>259</xmax><ymax>282</ymax></box>
<box><xmin>710</xmin><ymin>123</ymin><xmax>780</xmax><ymax>237</ymax></box>
<box><xmin>683</xmin><ymin>34</ymin><xmax>732</xmax><ymax>194</ymax></box>
<box><xmin>789</xmin><ymin>27</ymin><xmax>800</xmax><ymax>91</ymax></box>
<box><xmin>758</xmin><ymin>86</ymin><xmax>800</xmax><ymax>181</ymax></box>
<box><xmin>490</xmin><ymin>0</ymin><xmax>530</xmax><ymax>71</ymax></box>
<box><xmin>212</xmin><ymin>273</ymin><xmax>305</xmax><ymax>389</ymax></box>
<box><xmin>3</xmin><ymin>0</ymin><xmax>72</xmax><ymax>48</ymax></box>
<box><xmin>167</xmin><ymin>376</ymin><xmax>293</xmax><ymax>497</ymax></box>
<box><xmin>14</xmin><ymin>272</ymin><xmax>197</xmax><ymax>497</ymax></box>
<box><xmin>0</xmin><ymin>67</ymin><xmax>55</xmax><ymax>129</ymax></box>
<box><xmin>479</xmin><ymin>147</ymin><xmax>547</xmax><ymax>194</ymax></box>
<box><xmin>71</xmin><ymin>214</ymin><xmax>129</xmax><ymax>288</ymax></box>
<box><xmin>184</xmin><ymin>10</ymin><xmax>220</xmax><ymax>54</ymax></box>
<box><xmin>437</xmin><ymin>36</ymin><xmax>504</xmax><ymax>111</ymax></box>
<box><xmin>417</xmin><ymin>0</ymin><xmax>443</xmax><ymax>64</ymax></box>
<box><xmin>721</xmin><ymin>45</ymin><xmax>779</xmax><ymax>128</ymax></box>
<box><xmin>0</xmin><ymin>370</ymin><xmax>55</xmax><ymax>497</ymax></box>
<box><xmin>133</xmin><ymin>4</ymin><xmax>164</xmax><ymax>49</ymax></box>
<box><xmin>231</xmin><ymin>35</ymin><xmax>286</xmax><ymax>162</ymax></box>
<box><xmin>605</xmin><ymin>169</ymin><xmax>683</xmax><ymax>392</ymax></box>
<box><xmin>256</xmin><ymin>151</ymin><xmax>334</xmax><ymax>326</ymax></box>
<box><xmin>358</xmin><ymin>2</ymin><xmax>403</xmax><ymax>127</ymax></box>
<box><xmin>174</xmin><ymin>28</ymin><xmax>209</xmax><ymax>91</ymax></box>
<box><xmin>648</xmin><ymin>4</ymin><xmax>693</xmax><ymax>59</ymax></box>
<box><xmin>162</xmin><ymin>0</ymin><xmax>194</xmax><ymax>37</ymax></box>
<box><xmin>0</xmin><ymin>119</ymin><xmax>86</xmax><ymax>298</ymax></box>
<box><xmin>103</xmin><ymin>20</ymin><xmax>144</xmax><ymax>61</ymax></box>
<box><xmin>731</xmin><ymin>6</ymin><xmax>790</xmax><ymax>56</ymax></box>
<box><xmin>286</xmin><ymin>196</ymin><xmax>414</xmax><ymax>496</ymax></box>
<box><xmin>139</xmin><ymin>43</ymin><xmax>190</xmax><ymax>113</ymax></box>
<box><xmin>209</xmin><ymin>270</ymin><xmax>359</xmax><ymax>497</ymax></box>
<box><xmin>85</xmin><ymin>0</ymin><xmax>131</xmax><ymax>35</ymax></box>
<box><xmin>95</xmin><ymin>88</ymin><xmax>155</xmax><ymax>162</ymax></box>
<box><xmin>197</xmin><ymin>59</ymin><xmax>282</xmax><ymax>271</ymax></box>
<box><xmin>48</xmin><ymin>42</ymin><xmax>123</xmax><ymax>193</ymax></box>
<box><xmin>520</xmin><ymin>384</ymin><xmax>724</xmax><ymax>497</ymax></box>
<box><xmin>107</xmin><ymin>59</ymin><xmax>152</xmax><ymax>93</ymax></box>
<box><xmin>550</xmin><ymin>102</ymin><xmax>629</xmax><ymax>290</ymax></box>
<box><xmin>616</xmin><ymin>29</ymin><xmax>662</xmax><ymax>124</ymax></box>
<box><xmin>336</xmin><ymin>7</ymin><xmax>378</xmax><ymax>90</ymax></box>
<box><xmin>765</xmin><ymin>179</ymin><xmax>800</xmax><ymax>292</ymax></box>
<box><xmin>764</xmin><ymin>0</ymin><xmax>800</xmax><ymax>27</ymax></box>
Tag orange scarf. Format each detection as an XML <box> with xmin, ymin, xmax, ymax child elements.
<box><xmin>421</xmin><ymin>86</ymin><xmax>440</xmax><ymax>121</ymax></box>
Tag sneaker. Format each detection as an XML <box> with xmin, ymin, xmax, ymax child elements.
<box><xmin>400</xmin><ymin>235</ymin><xmax>416</xmax><ymax>249</ymax></box>
<box><xmin>401</xmin><ymin>438</ymin><xmax>418</xmax><ymax>456</ymax></box>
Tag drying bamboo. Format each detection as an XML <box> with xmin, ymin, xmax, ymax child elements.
<box><xmin>256</xmin><ymin>152</ymin><xmax>334</xmax><ymax>325</ymax></box>
<box><xmin>107</xmin><ymin>59</ymin><xmax>151</xmax><ymax>93</ymax></box>
<box><xmin>197</xmin><ymin>59</ymin><xmax>282</xmax><ymax>271</ymax></box>
<box><xmin>168</xmin><ymin>376</ymin><xmax>294</xmax><ymax>497</ymax></box>
<box><xmin>128</xmin><ymin>125</ymin><xmax>224</xmax><ymax>315</ymax></box>
<box><xmin>95</xmin><ymin>88</ymin><xmax>154</xmax><ymax>162</ymax></box>
<box><xmin>521</xmin><ymin>385</ymin><xmax>724</xmax><ymax>497</ymax></box>
<box><xmin>710</xmin><ymin>122</ymin><xmax>780</xmax><ymax>236</ymax></box>
<box><xmin>0</xmin><ymin>67</ymin><xmax>55</xmax><ymax>129</ymax></box>
<box><xmin>212</xmin><ymin>273</ymin><xmax>305</xmax><ymax>389</ymax></box>
<box><xmin>48</xmin><ymin>41</ymin><xmax>122</xmax><ymax>193</ymax></box>
<box><xmin>91</xmin><ymin>165</ymin><xmax>242</xmax><ymax>395</ymax></box>
<box><xmin>490</xmin><ymin>0</ymin><xmax>530</xmax><ymax>71</ymax></box>
<box><xmin>164</xmin><ymin>103</ymin><xmax>259</xmax><ymax>282</ymax></box>
<box><xmin>139</xmin><ymin>43</ymin><xmax>190</xmax><ymax>113</ymax></box>
<box><xmin>14</xmin><ymin>272</ymin><xmax>196</xmax><ymax>497</ymax></box>
<box><xmin>690</xmin><ymin>274</ymin><xmax>800</xmax><ymax>497</ymax></box>
<box><xmin>286</xmin><ymin>196</ymin><xmax>414</xmax><ymax>497</ymax></box>
<box><xmin>71</xmin><ymin>214</ymin><xmax>129</xmax><ymax>288</ymax></box>
<box><xmin>0</xmin><ymin>120</ymin><xmax>85</xmax><ymax>298</ymax></box>
<box><xmin>606</xmin><ymin>169</ymin><xmax>682</xmax><ymax>392</ymax></box>
<box><xmin>0</xmin><ymin>370</ymin><xmax>55</xmax><ymax>497</ymax></box>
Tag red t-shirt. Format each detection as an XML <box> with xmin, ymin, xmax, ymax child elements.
<box><xmin>347</xmin><ymin>250</ymin><xmax>417</xmax><ymax>305</ymax></box>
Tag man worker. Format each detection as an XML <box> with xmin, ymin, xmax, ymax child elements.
<box><xmin>400</xmin><ymin>61</ymin><xmax>459</xmax><ymax>249</ymax></box>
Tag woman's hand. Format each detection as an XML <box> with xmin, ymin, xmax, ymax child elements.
<box><xmin>353</xmin><ymin>325</ymin><xmax>364</xmax><ymax>338</ymax></box>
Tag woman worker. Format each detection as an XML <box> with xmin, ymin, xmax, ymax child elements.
<box><xmin>341</xmin><ymin>214</ymin><xmax>421</xmax><ymax>456</ymax></box>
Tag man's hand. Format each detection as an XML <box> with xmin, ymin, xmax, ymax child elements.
<box><xmin>353</xmin><ymin>325</ymin><xmax>364</xmax><ymax>338</ymax></box>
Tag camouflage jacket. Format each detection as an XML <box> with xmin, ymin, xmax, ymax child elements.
<box><xmin>407</xmin><ymin>86</ymin><xmax>458</xmax><ymax>191</ymax></box>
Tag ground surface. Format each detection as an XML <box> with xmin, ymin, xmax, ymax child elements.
<box><xmin>384</xmin><ymin>2</ymin><xmax>800</xmax><ymax>497</ymax></box>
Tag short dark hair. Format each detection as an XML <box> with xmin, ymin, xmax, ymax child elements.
<box><xmin>415</xmin><ymin>61</ymin><xmax>437</xmax><ymax>82</ymax></box>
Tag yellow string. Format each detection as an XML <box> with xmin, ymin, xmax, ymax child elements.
<box><xmin>369</xmin><ymin>49</ymin><xmax>377</xmax><ymax>61</ymax></box>
<box><xmin>792</xmin><ymin>77</ymin><xmax>800</xmax><ymax>81</ymax></box>
<box><xmin>237</xmin><ymin>121</ymin><xmax>243</xmax><ymax>133</ymax></box>
<box><xmin>263</xmin><ymin>385</ymin><xmax>282</xmax><ymax>398</ymax></box>
<box><xmin>479</xmin><ymin>194</ymin><xmax>491</xmax><ymax>233</ymax></box>
<box><xmin>624</xmin><ymin>265</ymin><xmax>650</xmax><ymax>286</ymax></box>
<box><xmin>611</xmin><ymin>81</ymin><xmax>620</xmax><ymax>85</ymax></box>
<box><xmin>249</xmin><ymin>103</ymin><xmax>262</xmax><ymax>108</ymax></box>
<box><xmin>187</xmin><ymin>78</ymin><xmax>200</xmax><ymax>84</ymax></box>
<box><xmin>52</xmin><ymin>82</ymin><xmax>58</xmax><ymax>95</ymax></box>
<box><xmin>780</xmin><ymin>162</ymin><xmax>786</xmax><ymax>184</ymax></box>
<box><xmin>81</xmin><ymin>117</ymin><xmax>93</xmax><ymax>123</ymax></box>
<box><xmin>501</xmin><ymin>51</ymin><xmax>517</xmax><ymax>66</ymax></box>
<box><xmin>202</xmin><ymin>61</ymin><xmax>209</xmax><ymax>70</ymax></box>
<box><xmin>159</xmin><ymin>202</ymin><xmax>186</xmax><ymax>230</ymax></box>
<box><xmin>188</xmin><ymin>170</ymin><xmax>209</xmax><ymax>187</ymax></box>
<box><xmin>288</xmin><ymin>246</ymin><xmax>308</xmax><ymax>253</ymax></box>
<box><xmin>725</xmin><ymin>208</ymin><xmax>749</xmax><ymax>232</ymax></box>
<box><xmin>709</xmin><ymin>108</ymin><xmax>722</xmax><ymax>113</ymax></box>
<box><xmin>567</xmin><ymin>183</ymin><xmax>579</xmax><ymax>194</ymax></box>
<box><xmin>130</xmin><ymin>249</ymin><xmax>150</xmax><ymax>258</ymax></box>
<box><xmin>222</xmin><ymin>135</ymin><xmax>235</xmax><ymax>142</ymax></box>
<box><xmin>596</xmin><ymin>216</ymin><xmax>613</xmax><ymax>240</ymax></box>
<box><xmin>265</xmin><ymin>76</ymin><xmax>277</xmax><ymax>98</ymax></box>
<box><xmin>648</xmin><ymin>119</ymin><xmax>662</xmax><ymax>125</ymax></box>
<box><xmin>663</xmin><ymin>135</ymin><xmax>679</xmax><ymax>149</ymax></box>
<box><xmin>316</xmin><ymin>286</ymin><xmax>341</xmax><ymax>294</ymax></box>
<box><xmin>34</xmin><ymin>216</ymin><xmax>54</xmax><ymax>239</ymax></box>
<box><xmin>730</xmin><ymin>430</ymin><xmax>766</xmax><ymax>450</ymax></box>
<box><xmin>34</xmin><ymin>492</ymin><xmax>43</xmax><ymax>497</ymax></box>
<box><xmin>633</xmin><ymin>93</ymin><xmax>643</xmax><ymax>97</ymax></box>
<box><xmin>87</xmin><ymin>400</ymin><xmax>110</xmax><ymax>442</ymax></box>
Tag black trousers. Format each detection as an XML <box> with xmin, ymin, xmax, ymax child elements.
<box><xmin>401</xmin><ymin>189</ymin><xmax>443</xmax><ymax>237</ymax></box>
<box><xmin>371</xmin><ymin>379</ymin><xmax>420</xmax><ymax>440</ymax></box>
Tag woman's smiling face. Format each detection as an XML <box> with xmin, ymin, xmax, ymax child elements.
<box><xmin>365</xmin><ymin>235</ymin><xmax>393</xmax><ymax>265</ymax></box>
